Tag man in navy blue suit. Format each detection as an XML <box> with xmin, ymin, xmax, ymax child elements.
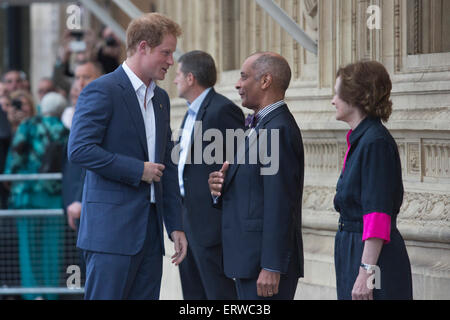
<box><xmin>174</xmin><ymin>51</ymin><xmax>244</xmax><ymax>299</ymax></box>
<box><xmin>68</xmin><ymin>13</ymin><xmax>187</xmax><ymax>300</ymax></box>
<box><xmin>209</xmin><ymin>52</ymin><xmax>304</xmax><ymax>300</ymax></box>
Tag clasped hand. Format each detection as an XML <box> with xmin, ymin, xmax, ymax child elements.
<box><xmin>141</xmin><ymin>162</ymin><xmax>165</xmax><ymax>184</ymax></box>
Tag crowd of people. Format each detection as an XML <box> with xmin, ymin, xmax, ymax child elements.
<box><xmin>0</xmin><ymin>27</ymin><xmax>120</xmax><ymax>300</ymax></box>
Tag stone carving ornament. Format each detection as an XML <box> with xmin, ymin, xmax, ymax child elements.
<box><xmin>303</xmin><ymin>0</ymin><xmax>318</xmax><ymax>41</ymax></box>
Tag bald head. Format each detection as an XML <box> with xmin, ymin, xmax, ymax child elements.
<box><xmin>250</xmin><ymin>52</ymin><xmax>292</xmax><ymax>92</ymax></box>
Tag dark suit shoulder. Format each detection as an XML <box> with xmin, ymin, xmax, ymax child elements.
<box><xmin>211</xmin><ymin>91</ymin><xmax>235</xmax><ymax>105</ymax></box>
<box><xmin>264</xmin><ymin>105</ymin><xmax>301</xmax><ymax>132</ymax></box>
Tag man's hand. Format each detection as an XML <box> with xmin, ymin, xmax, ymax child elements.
<box><xmin>67</xmin><ymin>201</ymin><xmax>82</xmax><ymax>231</ymax></box>
<box><xmin>141</xmin><ymin>162</ymin><xmax>165</xmax><ymax>184</ymax></box>
<box><xmin>257</xmin><ymin>269</ymin><xmax>280</xmax><ymax>298</ymax></box>
<box><xmin>171</xmin><ymin>231</ymin><xmax>188</xmax><ymax>266</ymax></box>
<box><xmin>208</xmin><ymin>162</ymin><xmax>229</xmax><ymax>197</ymax></box>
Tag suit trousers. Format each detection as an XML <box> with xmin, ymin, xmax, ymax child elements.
<box><xmin>83</xmin><ymin>204</ymin><xmax>162</xmax><ymax>300</ymax></box>
<box><xmin>179</xmin><ymin>232</ymin><xmax>237</xmax><ymax>300</ymax></box>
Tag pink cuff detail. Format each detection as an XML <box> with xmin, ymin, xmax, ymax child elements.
<box><xmin>362</xmin><ymin>212</ymin><xmax>391</xmax><ymax>244</ymax></box>
<box><xmin>342</xmin><ymin>130</ymin><xmax>352</xmax><ymax>173</ymax></box>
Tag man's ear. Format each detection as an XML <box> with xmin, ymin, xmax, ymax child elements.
<box><xmin>260</xmin><ymin>73</ymin><xmax>273</xmax><ymax>90</ymax></box>
<box><xmin>186</xmin><ymin>72</ymin><xmax>195</xmax><ymax>86</ymax></box>
<box><xmin>138</xmin><ymin>41</ymin><xmax>149</xmax><ymax>54</ymax></box>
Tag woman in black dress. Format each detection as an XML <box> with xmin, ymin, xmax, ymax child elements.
<box><xmin>332</xmin><ymin>61</ymin><xmax>413</xmax><ymax>300</ymax></box>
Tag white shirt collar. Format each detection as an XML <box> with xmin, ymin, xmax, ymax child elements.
<box><xmin>122</xmin><ymin>61</ymin><xmax>156</xmax><ymax>95</ymax></box>
<box><xmin>187</xmin><ymin>88</ymin><xmax>212</xmax><ymax>115</ymax></box>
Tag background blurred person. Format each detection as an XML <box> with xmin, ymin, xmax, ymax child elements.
<box><xmin>60</xmin><ymin>61</ymin><xmax>102</xmax><ymax>131</ymax></box>
<box><xmin>61</xmin><ymin>82</ymin><xmax>81</xmax><ymax>130</ymax></box>
<box><xmin>2</xmin><ymin>70</ymin><xmax>23</xmax><ymax>94</ymax></box>
<box><xmin>19</xmin><ymin>71</ymin><xmax>31</xmax><ymax>92</ymax></box>
<box><xmin>4</xmin><ymin>92</ymin><xmax>69</xmax><ymax>300</ymax></box>
<box><xmin>0</xmin><ymin>98</ymin><xmax>17</xmax><ymax>300</ymax></box>
<box><xmin>7</xmin><ymin>90</ymin><xmax>36</xmax><ymax>134</ymax></box>
<box><xmin>0</xmin><ymin>94</ymin><xmax>12</xmax><ymax>113</ymax></box>
<box><xmin>0</xmin><ymin>102</ymin><xmax>11</xmax><ymax>208</ymax></box>
<box><xmin>36</xmin><ymin>78</ymin><xmax>57</xmax><ymax>115</ymax></box>
<box><xmin>53</xmin><ymin>29</ymin><xmax>98</xmax><ymax>94</ymax></box>
<box><xmin>61</xmin><ymin>81</ymin><xmax>85</xmax><ymax>281</ymax></box>
<box><xmin>37</xmin><ymin>78</ymin><xmax>56</xmax><ymax>102</ymax></box>
<box><xmin>74</xmin><ymin>61</ymin><xmax>103</xmax><ymax>92</ymax></box>
<box><xmin>0</xmin><ymin>82</ymin><xmax>7</xmax><ymax>96</ymax></box>
<box><xmin>96</xmin><ymin>27</ymin><xmax>121</xmax><ymax>74</ymax></box>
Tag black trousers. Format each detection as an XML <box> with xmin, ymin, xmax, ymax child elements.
<box><xmin>179</xmin><ymin>235</ymin><xmax>237</xmax><ymax>300</ymax></box>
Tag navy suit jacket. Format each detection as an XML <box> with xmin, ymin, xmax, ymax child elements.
<box><xmin>68</xmin><ymin>65</ymin><xmax>182</xmax><ymax>256</ymax></box>
<box><xmin>180</xmin><ymin>89</ymin><xmax>244</xmax><ymax>247</ymax></box>
<box><xmin>217</xmin><ymin>104</ymin><xmax>304</xmax><ymax>279</ymax></box>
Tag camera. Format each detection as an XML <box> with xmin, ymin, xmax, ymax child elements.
<box><xmin>12</xmin><ymin>99</ymin><xmax>22</xmax><ymax>111</ymax></box>
<box><xmin>105</xmin><ymin>36</ymin><xmax>118</xmax><ymax>47</ymax></box>
<box><xmin>69</xmin><ymin>30</ymin><xmax>87</xmax><ymax>53</ymax></box>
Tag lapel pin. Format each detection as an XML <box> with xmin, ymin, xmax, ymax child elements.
<box><xmin>160</xmin><ymin>104</ymin><xmax>163</xmax><ymax>109</ymax></box>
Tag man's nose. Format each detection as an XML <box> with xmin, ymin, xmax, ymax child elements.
<box><xmin>168</xmin><ymin>54</ymin><xmax>174</xmax><ymax>66</ymax></box>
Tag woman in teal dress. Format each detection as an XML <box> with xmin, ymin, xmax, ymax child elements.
<box><xmin>4</xmin><ymin>92</ymin><xmax>69</xmax><ymax>300</ymax></box>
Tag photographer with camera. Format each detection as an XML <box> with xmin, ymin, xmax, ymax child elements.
<box><xmin>4</xmin><ymin>90</ymin><xmax>35</xmax><ymax>134</ymax></box>
<box><xmin>52</xmin><ymin>29</ymin><xmax>97</xmax><ymax>94</ymax></box>
<box><xmin>96</xmin><ymin>27</ymin><xmax>121</xmax><ymax>74</ymax></box>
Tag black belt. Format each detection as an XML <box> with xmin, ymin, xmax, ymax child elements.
<box><xmin>338</xmin><ymin>219</ymin><xmax>363</xmax><ymax>233</ymax></box>
<box><xmin>338</xmin><ymin>217</ymin><xmax>397</xmax><ymax>233</ymax></box>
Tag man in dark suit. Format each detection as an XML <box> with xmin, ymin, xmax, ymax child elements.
<box><xmin>209</xmin><ymin>52</ymin><xmax>304</xmax><ymax>300</ymax></box>
<box><xmin>68</xmin><ymin>13</ymin><xmax>187</xmax><ymax>300</ymax></box>
<box><xmin>63</xmin><ymin>62</ymin><xmax>103</xmax><ymax>233</ymax></box>
<box><xmin>174</xmin><ymin>51</ymin><xmax>244</xmax><ymax>299</ymax></box>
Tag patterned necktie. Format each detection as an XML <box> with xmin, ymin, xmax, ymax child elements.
<box><xmin>245</xmin><ymin>113</ymin><xmax>259</xmax><ymax>129</ymax></box>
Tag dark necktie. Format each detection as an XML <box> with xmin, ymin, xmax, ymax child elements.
<box><xmin>245</xmin><ymin>113</ymin><xmax>259</xmax><ymax>129</ymax></box>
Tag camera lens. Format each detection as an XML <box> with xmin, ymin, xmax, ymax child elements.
<box><xmin>12</xmin><ymin>99</ymin><xmax>22</xmax><ymax>110</ymax></box>
<box><xmin>105</xmin><ymin>36</ymin><xmax>118</xmax><ymax>47</ymax></box>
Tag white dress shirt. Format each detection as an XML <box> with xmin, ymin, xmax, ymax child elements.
<box><xmin>178</xmin><ymin>88</ymin><xmax>211</xmax><ymax>197</ymax></box>
<box><xmin>122</xmin><ymin>61</ymin><xmax>156</xmax><ymax>203</ymax></box>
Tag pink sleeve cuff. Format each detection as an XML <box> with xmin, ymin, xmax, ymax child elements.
<box><xmin>362</xmin><ymin>212</ymin><xmax>391</xmax><ymax>244</ymax></box>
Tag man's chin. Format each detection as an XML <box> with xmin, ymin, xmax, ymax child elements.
<box><xmin>241</xmin><ymin>102</ymin><xmax>257</xmax><ymax>111</ymax></box>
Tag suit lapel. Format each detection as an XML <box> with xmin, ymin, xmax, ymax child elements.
<box><xmin>115</xmin><ymin>66</ymin><xmax>149</xmax><ymax>158</ymax></box>
<box><xmin>224</xmin><ymin>104</ymin><xmax>288</xmax><ymax>189</ymax></box>
<box><xmin>152</xmin><ymin>88</ymin><xmax>166</xmax><ymax>164</ymax></box>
